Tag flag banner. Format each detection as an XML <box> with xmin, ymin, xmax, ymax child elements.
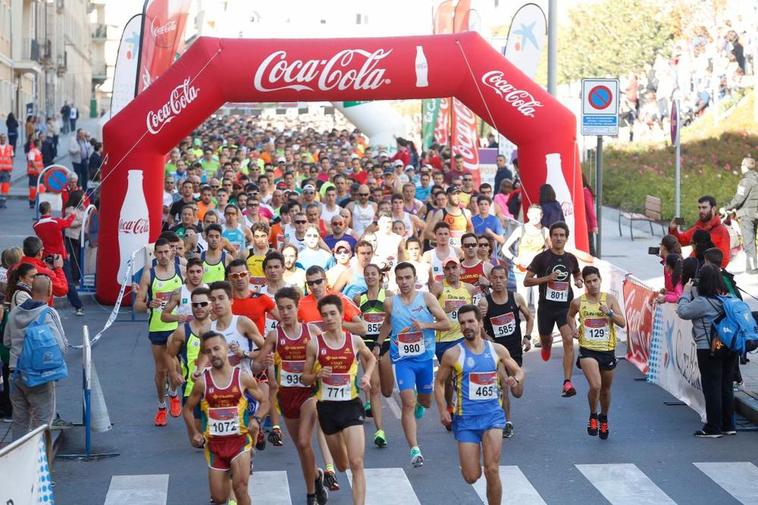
<box><xmin>137</xmin><ymin>0</ymin><xmax>192</xmax><ymax>94</ymax></box>
<box><xmin>422</xmin><ymin>99</ymin><xmax>440</xmax><ymax>149</ymax></box>
<box><xmin>111</xmin><ymin>14</ymin><xmax>142</xmax><ymax>116</ymax></box>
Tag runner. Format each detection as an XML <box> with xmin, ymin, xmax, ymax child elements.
<box><xmin>227</xmin><ymin>259</ymin><xmax>284</xmax><ymax>448</ymax></box>
<box><xmin>479</xmin><ymin>265</ymin><xmax>533</xmax><ymax>438</ymax></box>
<box><xmin>246</xmin><ymin>222</ymin><xmax>274</xmax><ymax>288</ymax></box>
<box><xmin>353</xmin><ymin>264</ymin><xmax>388</xmax><ymax>448</ymax></box>
<box><xmin>161</xmin><ymin>257</ymin><xmax>207</xmax><ymax>325</ymax></box>
<box><xmin>524</xmin><ymin>222</ymin><xmax>583</xmax><ymax>397</ymax></box>
<box><xmin>403</xmin><ymin>237</ymin><xmax>430</xmax><ymax>290</ymax></box>
<box><xmin>459</xmin><ymin>233</ymin><xmax>493</xmax><ymax>303</ymax></box>
<box><xmin>503</xmin><ymin>204</ymin><xmax>549</xmax><ymax>314</ymax></box>
<box><xmin>430</xmin><ymin>257</ymin><xmax>477</xmax><ymax>424</ymax></box>
<box><xmin>135</xmin><ymin>238</ymin><xmax>185</xmax><ymax>426</ymax></box>
<box><xmin>257</xmin><ymin>287</ymin><xmax>329</xmax><ymax>505</ymax></box>
<box><xmin>422</xmin><ymin>222</ymin><xmax>462</xmax><ymax>284</ymax></box>
<box><xmin>302</xmin><ymin>294</ymin><xmax>376</xmax><ymax>505</ymax></box>
<box><xmin>165</xmin><ymin>286</ymin><xmax>213</xmax><ymax>432</ymax></box>
<box><xmin>567</xmin><ymin>266</ymin><xmax>625</xmax><ymax>439</ymax></box>
<box><xmin>182</xmin><ymin>331</ymin><xmax>267</xmax><ymax>505</ymax></box>
<box><xmin>333</xmin><ymin>240</ymin><xmax>374</xmax><ymax>299</ymax></box>
<box><xmin>426</xmin><ymin>186</ymin><xmax>473</xmax><ymax>248</ymax></box>
<box><xmin>201</xmin><ymin>224</ymin><xmax>231</xmax><ymax>284</ymax></box>
<box><xmin>376</xmin><ymin>262</ymin><xmax>450</xmax><ymax>467</ymax></box>
<box><xmin>435</xmin><ymin>304</ymin><xmax>524</xmax><ymax>505</ymax></box>
<box><xmin>222</xmin><ymin>204</ymin><xmax>253</xmax><ymax>256</ymax></box>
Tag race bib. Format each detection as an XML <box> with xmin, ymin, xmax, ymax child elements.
<box><xmin>364</xmin><ymin>312</ymin><xmax>384</xmax><ymax>336</ymax></box>
<box><xmin>319</xmin><ymin>373</ymin><xmax>352</xmax><ymax>401</ymax></box>
<box><xmin>583</xmin><ymin>318</ymin><xmax>610</xmax><ymax>342</ymax></box>
<box><xmin>397</xmin><ymin>330</ymin><xmax>425</xmax><ymax>357</ymax></box>
<box><xmin>491</xmin><ymin>312</ymin><xmax>516</xmax><ymax>338</ymax></box>
<box><xmin>445</xmin><ymin>299</ymin><xmax>467</xmax><ymax>322</ymax></box>
<box><xmin>265</xmin><ymin>317</ymin><xmax>278</xmax><ymax>334</ymax></box>
<box><xmin>471</xmin><ymin>289</ymin><xmax>483</xmax><ymax>306</ymax></box>
<box><xmin>546</xmin><ymin>281</ymin><xmax>569</xmax><ymax>302</ymax></box>
<box><xmin>208</xmin><ymin>406</ymin><xmax>241</xmax><ymax>436</ymax></box>
<box><xmin>250</xmin><ymin>276</ymin><xmax>266</xmax><ymax>286</ymax></box>
<box><xmin>449</xmin><ymin>234</ymin><xmax>462</xmax><ymax>248</ymax></box>
<box><xmin>468</xmin><ymin>371</ymin><xmax>498</xmax><ymax>401</ymax></box>
<box><xmin>279</xmin><ymin>360</ymin><xmax>307</xmax><ymax>388</ymax></box>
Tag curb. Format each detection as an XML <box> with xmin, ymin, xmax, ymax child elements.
<box><xmin>735</xmin><ymin>391</ymin><xmax>758</xmax><ymax>425</ymax></box>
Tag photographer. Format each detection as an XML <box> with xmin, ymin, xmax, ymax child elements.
<box><xmin>676</xmin><ymin>264</ymin><xmax>737</xmax><ymax>438</ymax></box>
<box><xmin>10</xmin><ymin>236</ymin><xmax>68</xmax><ymax>305</ymax></box>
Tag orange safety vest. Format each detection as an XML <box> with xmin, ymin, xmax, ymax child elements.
<box><xmin>27</xmin><ymin>148</ymin><xmax>43</xmax><ymax>175</ymax></box>
<box><xmin>0</xmin><ymin>145</ymin><xmax>13</xmax><ymax>172</ymax></box>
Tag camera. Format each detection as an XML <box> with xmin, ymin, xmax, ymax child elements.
<box><xmin>674</xmin><ymin>217</ymin><xmax>685</xmax><ymax>226</ymax></box>
<box><xmin>44</xmin><ymin>255</ymin><xmax>55</xmax><ymax>265</ymax></box>
<box><xmin>648</xmin><ymin>247</ymin><xmax>660</xmax><ymax>255</ymax></box>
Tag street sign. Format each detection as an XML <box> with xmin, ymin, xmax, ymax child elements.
<box><xmin>670</xmin><ymin>100</ymin><xmax>679</xmax><ymax>144</ymax></box>
<box><xmin>581</xmin><ymin>78</ymin><xmax>619</xmax><ymax>136</ymax></box>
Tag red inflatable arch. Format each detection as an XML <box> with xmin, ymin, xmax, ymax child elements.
<box><xmin>98</xmin><ymin>32</ymin><xmax>587</xmax><ymax>304</ymax></box>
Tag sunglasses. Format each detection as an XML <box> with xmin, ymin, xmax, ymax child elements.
<box><xmin>306</xmin><ymin>278</ymin><xmax>325</xmax><ymax>286</ymax></box>
<box><xmin>295</xmin><ymin>220</ymin><xmax>307</xmax><ymax>224</ymax></box>
<box><xmin>358</xmin><ymin>193</ymin><xmax>369</xmax><ymax>197</ymax></box>
<box><xmin>335</xmin><ymin>249</ymin><xmax>350</xmax><ymax>255</ymax></box>
<box><xmin>463</xmin><ymin>243</ymin><xmax>478</xmax><ymax>248</ymax></box>
<box><xmin>192</xmin><ymin>301</ymin><xmax>210</xmax><ymax>308</ymax></box>
<box><xmin>211</xmin><ymin>185</ymin><xmax>221</xmax><ymax>190</ymax></box>
<box><xmin>478</xmin><ymin>243</ymin><xmax>490</xmax><ymax>248</ymax></box>
<box><xmin>228</xmin><ymin>272</ymin><xmax>248</xmax><ymax>280</ymax></box>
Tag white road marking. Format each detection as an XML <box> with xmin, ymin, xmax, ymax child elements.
<box><xmin>694</xmin><ymin>462</ymin><xmax>758</xmax><ymax>504</ymax></box>
<box><xmin>576</xmin><ymin>463</ymin><xmax>676</xmax><ymax>505</ymax></box>
<box><xmin>472</xmin><ymin>465</ymin><xmax>547</xmax><ymax>505</ymax></box>
<box><xmin>346</xmin><ymin>467</ymin><xmax>421</xmax><ymax>505</ymax></box>
<box><xmin>103</xmin><ymin>474</ymin><xmax>169</xmax><ymax>505</ymax></box>
<box><xmin>249</xmin><ymin>470</ymin><xmax>292</xmax><ymax>505</ymax></box>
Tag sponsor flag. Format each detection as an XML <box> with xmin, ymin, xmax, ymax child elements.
<box><xmin>422</xmin><ymin>99</ymin><xmax>440</xmax><ymax>149</ymax></box>
<box><xmin>110</xmin><ymin>14</ymin><xmax>142</xmax><ymax>117</ymax></box>
<box><xmin>137</xmin><ymin>0</ymin><xmax>192</xmax><ymax>94</ymax></box>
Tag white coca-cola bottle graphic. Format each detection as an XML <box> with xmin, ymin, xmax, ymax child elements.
<box><xmin>117</xmin><ymin>170</ymin><xmax>150</xmax><ymax>284</ymax></box>
<box><xmin>415</xmin><ymin>46</ymin><xmax>429</xmax><ymax>88</ymax></box>
<box><xmin>545</xmin><ymin>153</ymin><xmax>576</xmax><ymax>249</ymax></box>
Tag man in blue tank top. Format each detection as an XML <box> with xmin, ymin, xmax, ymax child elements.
<box><xmin>435</xmin><ymin>304</ymin><xmax>524</xmax><ymax>505</ymax></box>
<box><xmin>376</xmin><ymin>261</ymin><xmax>450</xmax><ymax>468</ymax></box>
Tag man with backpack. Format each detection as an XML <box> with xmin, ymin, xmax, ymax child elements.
<box><xmin>2</xmin><ymin>274</ymin><xmax>67</xmax><ymax>440</ymax></box>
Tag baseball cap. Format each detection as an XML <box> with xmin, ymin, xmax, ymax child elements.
<box><xmin>446</xmin><ymin>186</ymin><xmax>461</xmax><ymax>195</ymax></box>
<box><xmin>333</xmin><ymin>240</ymin><xmax>352</xmax><ymax>253</ymax></box>
<box><xmin>392</xmin><ymin>160</ymin><xmax>403</xmax><ymax>167</ymax></box>
<box><xmin>276</xmin><ymin>157</ymin><xmax>286</xmax><ymax>163</ymax></box>
<box><xmin>444</xmin><ymin>257</ymin><xmax>460</xmax><ymax>267</ymax></box>
<box><xmin>276</xmin><ymin>181</ymin><xmax>288</xmax><ymax>190</ymax></box>
<box><xmin>303</xmin><ymin>184</ymin><xmax>316</xmax><ymax>193</ymax></box>
<box><xmin>383</xmin><ymin>166</ymin><xmax>394</xmax><ymax>175</ymax></box>
<box><xmin>405</xmin><ymin>165</ymin><xmax>415</xmax><ymax>172</ymax></box>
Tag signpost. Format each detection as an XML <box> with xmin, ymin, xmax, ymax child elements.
<box><xmin>671</xmin><ymin>99</ymin><xmax>681</xmax><ymax>218</ymax></box>
<box><xmin>581</xmin><ymin>78</ymin><xmax>620</xmax><ymax>258</ymax></box>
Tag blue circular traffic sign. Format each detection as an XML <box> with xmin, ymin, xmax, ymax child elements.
<box><xmin>43</xmin><ymin>166</ymin><xmax>69</xmax><ymax>193</ymax></box>
<box><xmin>588</xmin><ymin>85</ymin><xmax>613</xmax><ymax>110</ymax></box>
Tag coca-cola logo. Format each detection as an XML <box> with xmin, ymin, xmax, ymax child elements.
<box><xmin>150</xmin><ymin>16</ymin><xmax>178</xmax><ymax>48</ymax></box>
<box><xmin>146</xmin><ymin>78</ymin><xmax>199</xmax><ymax>135</ymax></box>
<box><xmin>434</xmin><ymin>98</ymin><xmax>450</xmax><ymax>145</ymax></box>
<box><xmin>623</xmin><ymin>281</ymin><xmax>656</xmax><ymax>372</ymax></box>
<box><xmin>481</xmin><ymin>71</ymin><xmax>543</xmax><ymax>118</ymax></box>
<box><xmin>451</xmin><ymin>99</ymin><xmax>479</xmax><ymax>171</ymax></box>
<box><xmin>253</xmin><ymin>49</ymin><xmax>393</xmax><ymax>93</ymax></box>
<box><xmin>119</xmin><ymin>218</ymin><xmax>149</xmax><ymax>235</ymax></box>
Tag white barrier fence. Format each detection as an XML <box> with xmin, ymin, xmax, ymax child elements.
<box><xmin>0</xmin><ymin>425</ymin><xmax>56</xmax><ymax>504</ymax></box>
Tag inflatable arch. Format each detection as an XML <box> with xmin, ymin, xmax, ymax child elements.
<box><xmin>97</xmin><ymin>32</ymin><xmax>587</xmax><ymax>304</ymax></box>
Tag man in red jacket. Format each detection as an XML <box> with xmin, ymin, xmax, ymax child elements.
<box><xmin>669</xmin><ymin>195</ymin><xmax>730</xmax><ymax>268</ymax></box>
<box><xmin>10</xmin><ymin>236</ymin><xmax>69</xmax><ymax>304</ymax></box>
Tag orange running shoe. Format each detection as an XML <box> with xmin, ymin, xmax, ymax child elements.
<box><xmin>599</xmin><ymin>415</ymin><xmax>609</xmax><ymax>440</ymax></box>
<box><xmin>154</xmin><ymin>408</ymin><xmax>167</xmax><ymax>427</ymax></box>
<box><xmin>541</xmin><ymin>339</ymin><xmax>552</xmax><ymax>361</ymax></box>
<box><xmin>169</xmin><ymin>395</ymin><xmax>181</xmax><ymax>417</ymax></box>
<box><xmin>587</xmin><ymin>414</ymin><xmax>598</xmax><ymax>436</ymax></box>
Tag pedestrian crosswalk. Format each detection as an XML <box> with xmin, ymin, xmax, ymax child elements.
<box><xmin>101</xmin><ymin>462</ymin><xmax>758</xmax><ymax>504</ymax></box>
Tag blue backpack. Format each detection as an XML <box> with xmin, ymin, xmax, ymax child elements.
<box><xmin>15</xmin><ymin>309</ymin><xmax>68</xmax><ymax>387</ymax></box>
<box><xmin>710</xmin><ymin>296</ymin><xmax>758</xmax><ymax>355</ymax></box>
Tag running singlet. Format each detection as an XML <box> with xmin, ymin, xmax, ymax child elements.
<box><xmin>483</xmin><ymin>293</ymin><xmax>522</xmax><ymax>342</ymax></box>
<box><xmin>210</xmin><ymin>316</ymin><xmax>252</xmax><ymax>372</ymax></box>
<box><xmin>577</xmin><ymin>293</ymin><xmax>616</xmax><ymax>352</ymax></box>
<box><xmin>180</xmin><ymin>322</ymin><xmax>202</xmax><ymax>397</ymax></box>
<box><xmin>200</xmin><ymin>367</ymin><xmax>249</xmax><ymax>438</ymax></box>
<box><xmin>232</xmin><ymin>293</ymin><xmax>275</xmax><ymax>335</ymax></box>
<box><xmin>527</xmin><ymin>249</ymin><xmax>580</xmax><ymax>307</ymax></box>
<box><xmin>352</xmin><ymin>203</ymin><xmax>375</xmax><ymax>238</ymax></box>
<box><xmin>359</xmin><ymin>290</ymin><xmax>386</xmax><ymax>346</ymax></box>
<box><xmin>298</xmin><ymin>292</ymin><xmax>361</xmax><ymax>331</ymax></box>
<box><xmin>315</xmin><ymin>332</ymin><xmax>359</xmax><ymax>402</ymax></box>
<box><xmin>223</xmin><ymin>225</ymin><xmax>246</xmax><ymax>253</ymax></box>
<box><xmin>246</xmin><ymin>248</ymin><xmax>273</xmax><ymax>287</ymax></box>
<box><xmin>148</xmin><ymin>266</ymin><xmax>183</xmax><ymax>333</ymax></box>
<box><xmin>342</xmin><ymin>272</ymin><xmax>368</xmax><ymax>301</ymax></box>
<box><xmin>201</xmin><ymin>251</ymin><xmax>227</xmax><ymax>284</ymax></box>
<box><xmin>460</xmin><ymin>261</ymin><xmax>485</xmax><ymax>304</ymax></box>
<box><xmin>389</xmin><ymin>291</ymin><xmax>435</xmax><ymax>362</ymax></box>
<box><xmin>442</xmin><ymin>209</ymin><xmax>468</xmax><ymax>248</ymax></box>
<box><xmin>430</xmin><ymin>248</ymin><xmax>459</xmax><ymax>283</ymax></box>
<box><xmin>453</xmin><ymin>340</ymin><xmax>501</xmax><ymax>416</ymax></box>
<box><xmin>437</xmin><ymin>281</ymin><xmax>471</xmax><ymax>343</ymax></box>
<box><xmin>177</xmin><ymin>284</ymin><xmax>194</xmax><ymax>318</ymax></box>
<box><xmin>274</xmin><ymin>324</ymin><xmax>312</xmax><ymax>389</ymax></box>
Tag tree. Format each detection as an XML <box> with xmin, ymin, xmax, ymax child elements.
<box><xmin>557</xmin><ymin>0</ymin><xmax>674</xmax><ymax>84</ymax></box>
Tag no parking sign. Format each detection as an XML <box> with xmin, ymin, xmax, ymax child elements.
<box><xmin>581</xmin><ymin>78</ymin><xmax>619</xmax><ymax>136</ymax></box>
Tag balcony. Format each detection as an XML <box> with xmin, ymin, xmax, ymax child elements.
<box><xmin>92</xmin><ymin>63</ymin><xmax>107</xmax><ymax>84</ymax></box>
<box><xmin>92</xmin><ymin>23</ymin><xmax>107</xmax><ymax>42</ymax></box>
<box><xmin>13</xmin><ymin>38</ymin><xmax>42</xmax><ymax>75</ymax></box>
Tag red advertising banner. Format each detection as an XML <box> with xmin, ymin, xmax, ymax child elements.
<box><xmin>137</xmin><ymin>0</ymin><xmax>192</xmax><ymax>94</ymax></box>
<box><xmin>623</xmin><ymin>277</ymin><xmax>658</xmax><ymax>373</ymax></box>
<box><xmin>450</xmin><ymin>98</ymin><xmax>481</xmax><ymax>185</ymax></box>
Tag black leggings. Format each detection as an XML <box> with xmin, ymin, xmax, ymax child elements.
<box><xmin>696</xmin><ymin>349</ymin><xmax>737</xmax><ymax>433</ymax></box>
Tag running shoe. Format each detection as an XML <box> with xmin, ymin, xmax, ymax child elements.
<box><xmin>323</xmin><ymin>469</ymin><xmax>340</xmax><ymax>491</ymax></box>
<box><xmin>307</xmin><ymin>495</ymin><xmax>317</xmax><ymax>505</ymax></box>
<box><xmin>587</xmin><ymin>414</ymin><xmax>598</xmax><ymax>436</ymax></box>
<box><xmin>169</xmin><ymin>395</ymin><xmax>181</xmax><ymax>418</ymax></box>
<box><xmin>374</xmin><ymin>429</ymin><xmax>387</xmax><ymax>448</ymax></box>
<box><xmin>255</xmin><ymin>429</ymin><xmax>267</xmax><ymax>450</ymax></box>
<box><xmin>414</xmin><ymin>402</ymin><xmax>426</xmax><ymax>419</ymax></box>
<box><xmin>694</xmin><ymin>429</ymin><xmax>722</xmax><ymax>438</ymax></box>
<box><xmin>503</xmin><ymin>421</ymin><xmax>514</xmax><ymax>439</ymax></box>
<box><xmin>153</xmin><ymin>408</ymin><xmax>167</xmax><ymax>427</ymax></box>
<box><xmin>561</xmin><ymin>380</ymin><xmax>576</xmax><ymax>397</ymax></box>
<box><xmin>598</xmin><ymin>415</ymin><xmax>609</xmax><ymax>440</ymax></box>
<box><xmin>410</xmin><ymin>447</ymin><xmax>424</xmax><ymax>468</ymax></box>
<box><xmin>364</xmin><ymin>401</ymin><xmax>373</xmax><ymax>418</ymax></box>
<box><xmin>314</xmin><ymin>468</ymin><xmax>329</xmax><ymax>505</ymax></box>
<box><xmin>721</xmin><ymin>429</ymin><xmax>737</xmax><ymax>436</ymax></box>
<box><xmin>540</xmin><ymin>339</ymin><xmax>552</xmax><ymax>361</ymax></box>
<box><xmin>267</xmin><ymin>426</ymin><xmax>284</xmax><ymax>447</ymax></box>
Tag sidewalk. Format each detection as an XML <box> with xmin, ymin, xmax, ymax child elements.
<box><xmin>4</xmin><ymin>116</ymin><xmax>101</xmax><ymax>198</ymax></box>
<box><xmin>598</xmin><ymin>205</ymin><xmax>758</xmax><ymax>424</ymax></box>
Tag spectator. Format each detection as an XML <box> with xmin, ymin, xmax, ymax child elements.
<box><xmin>493</xmin><ymin>179</ymin><xmax>515</xmax><ymax>220</ymax></box>
<box><xmin>669</xmin><ymin>195</ymin><xmax>730</xmax><ymax>267</ymax></box>
<box><xmin>493</xmin><ymin>155</ymin><xmax>513</xmax><ymax>196</ymax></box>
<box><xmin>582</xmin><ymin>174</ymin><xmax>598</xmax><ymax>257</ymax></box>
<box><xmin>60</xmin><ymin>102</ymin><xmax>70</xmax><ymax>134</ymax></box>
<box><xmin>88</xmin><ymin>140</ymin><xmax>103</xmax><ymax>191</ymax></box>
<box><xmin>682</xmin><ymin>229</ymin><xmax>715</xmax><ymax>285</ymax></box>
<box><xmin>722</xmin><ymin>156</ymin><xmax>758</xmax><ymax>274</ymax></box>
<box><xmin>3</xmin><ymin>274</ymin><xmax>67</xmax><ymax>441</ymax></box>
<box><xmin>5</xmin><ymin>112</ymin><xmax>19</xmax><ymax>155</ymax></box>
<box><xmin>40</xmin><ymin>132</ymin><xmax>56</xmax><ymax>166</ymax></box>
<box><xmin>538</xmin><ymin>183</ymin><xmax>565</xmax><ymax>228</ymax></box>
<box><xmin>63</xmin><ymin>191</ymin><xmax>85</xmax><ymax>285</ymax></box>
<box><xmin>68</xmin><ymin>129</ymin><xmax>91</xmax><ymax>191</ymax></box>
<box><xmin>676</xmin><ymin>264</ymin><xmax>736</xmax><ymax>438</ymax></box>
<box><xmin>33</xmin><ymin>201</ymin><xmax>74</xmax><ymax>261</ymax></box>
<box><xmin>13</xmin><ymin>236</ymin><xmax>67</xmax><ymax>303</ymax></box>
<box><xmin>657</xmin><ymin>253</ymin><xmax>683</xmax><ymax>303</ymax></box>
